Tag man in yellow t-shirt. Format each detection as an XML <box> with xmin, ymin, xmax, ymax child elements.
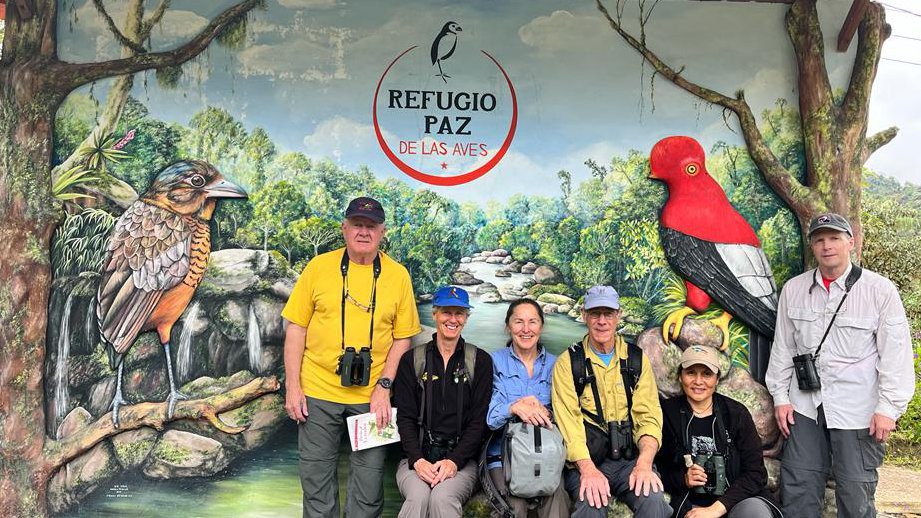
<box><xmin>281</xmin><ymin>196</ymin><xmax>421</xmax><ymax>518</ymax></box>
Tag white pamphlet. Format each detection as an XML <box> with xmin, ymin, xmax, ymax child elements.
<box><xmin>346</xmin><ymin>408</ymin><xmax>401</xmax><ymax>451</ymax></box>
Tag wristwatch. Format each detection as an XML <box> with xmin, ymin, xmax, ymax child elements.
<box><xmin>376</xmin><ymin>377</ymin><xmax>393</xmax><ymax>389</ymax></box>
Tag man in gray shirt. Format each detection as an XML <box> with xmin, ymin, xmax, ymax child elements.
<box><xmin>765</xmin><ymin>213</ymin><xmax>914</xmax><ymax>518</ymax></box>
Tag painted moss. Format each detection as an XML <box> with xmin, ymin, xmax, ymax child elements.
<box><xmin>152</xmin><ymin>439</ymin><xmax>192</xmax><ymax>465</ymax></box>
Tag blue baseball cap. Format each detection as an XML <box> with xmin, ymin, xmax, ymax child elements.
<box><xmin>432</xmin><ymin>286</ymin><xmax>472</xmax><ymax>309</ymax></box>
<box><xmin>583</xmin><ymin>285</ymin><xmax>620</xmax><ymax>310</ymax></box>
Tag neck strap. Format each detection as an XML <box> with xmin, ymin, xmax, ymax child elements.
<box><xmin>814</xmin><ymin>264</ymin><xmax>862</xmax><ymax>360</ymax></box>
<box><xmin>340</xmin><ymin>250</ymin><xmax>382</xmax><ymax>352</ymax></box>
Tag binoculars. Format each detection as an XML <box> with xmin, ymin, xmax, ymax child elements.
<box><xmin>337</xmin><ymin>346</ymin><xmax>372</xmax><ymax>387</ymax></box>
<box><xmin>422</xmin><ymin>433</ymin><xmax>458</xmax><ymax>463</ymax></box>
<box><xmin>793</xmin><ymin>353</ymin><xmax>822</xmax><ymax>391</ymax></box>
<box><xmin>693</xmin><ymin>453</ymin><xmax>728</xmax><ymax>496</ymax></box>
<box><xmin>608</xmin><ymin>420</ymin><xmax>636</xmax><ymax>461</ymax></box>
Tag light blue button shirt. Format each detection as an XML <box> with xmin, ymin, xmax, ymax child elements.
<box><xmin>485</xmin><ymin>345</ymin><xmax>556</xmax><ymax>468</ymax></box>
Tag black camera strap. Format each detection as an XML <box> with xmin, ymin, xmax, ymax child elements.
<box><xmin>339</xmin><ymin>250</ymin><xmax>382</xmax><ymax>352</ymax></box>
<box><xmin>813</xmin><ymin>264</ymin><xmax>862</xmax><ymax>360</ymax></box>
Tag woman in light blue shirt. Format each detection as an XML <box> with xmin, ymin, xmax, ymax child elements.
<box><xmin>484</xmin><ymin>299</ymin><xmax>569</xmax><ymax>518</ymax></box>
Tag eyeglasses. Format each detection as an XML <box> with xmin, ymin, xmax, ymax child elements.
<box><xmin>346</xmin><ymin>292</ymin><xmax>372</xmax><ymax>312</ymax></box>
<box><xmin>586</xmin><ymin>311</ymin><xmax>619</xmax><ymax>321</ymax></box>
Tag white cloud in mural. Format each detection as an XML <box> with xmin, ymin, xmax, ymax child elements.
<box><xmin>74</xmin><ymin>0</ymin><xmax>207</xmax><ymax>59</ymax></box>
<box><xmin>302</xmin><ymin>116</ymin><xmax>395</xmax><ymax>163</ymax></box>
<box><xmin>237</xmin><ymin>27</ymin><xmax>350</xmax><ymax>81</ymax></box>
<box><xmin>518</xmin><ymin>10</ymin><xmax>610</xmax><ymax>57</ymax></box>
<box><xmin>278</xmin><ymin>0</ymin><xmax>339</xmax><ymax>9</ymax></box>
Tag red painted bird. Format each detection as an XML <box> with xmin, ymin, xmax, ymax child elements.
<box><xmin>649</xmin><ymin>136</ymin><xmax>777</xmax><ymax>383</ymax></box>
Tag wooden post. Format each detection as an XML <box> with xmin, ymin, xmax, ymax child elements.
<box><xmin>838</xmin><ymin>0</ymin><xmax>870</xmax><ymax>52</ymax></box>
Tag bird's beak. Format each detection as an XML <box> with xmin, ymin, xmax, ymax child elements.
<box><xmin>648</xmin><ymin>167</ymin><xmax>660</xmax><ymax>180</ymax></box>
<box><xmin>205</xmin><ymin>179</ymin><xmax>247</xmax><ymax>199</ymax></box>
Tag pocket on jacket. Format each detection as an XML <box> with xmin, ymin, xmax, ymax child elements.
<box><xmin>787</xmin><ymin>307</ymin><xmax>816</xmax><ymax>347</ymax></box>
<box><xmin>829</xmin><ymin>316</ymin><xmax>876</xmax><ymax>361</ymax></box>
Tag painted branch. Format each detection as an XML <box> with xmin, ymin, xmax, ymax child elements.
<box><xmin>53</xmin><ymin>0</ymin><xmax>149</xmax><ymax>206</ymax></box>
<box><xmin>49</xmin><ymin>0</ymin><xmax>259</xmax><ymax>92</ymax></box>
<box><xmin>90</xmin><ymin>0</ymin><xmax>147</xmax><ymax>54</ymax></box>
<box><xmin>41</xmin><ymin>376</ymin><xmax>280</xmax><ymax>472</ymax></box>
<box><xmin>594</xmin><ymin>0</ymin><xmax>814</xmax><ymax>217</ymax></box>
<box><xmin>142</xmin><ymin>0</ymin><xmax>172</xmax><ymax>35</ymax></box>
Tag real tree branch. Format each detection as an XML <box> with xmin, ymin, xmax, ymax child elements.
<box><xmin>594</xmin><ymin>0</ymin><xmax>814</xmax><ymax>215</ymax></box>
<box><xmin>863</xmin><ymin>126</ymin><xmax>898</xmax><ymax>161</ymax></box>
<box><xmin>42</xmin><ymin>376</ymin><xmax>280</xmax><ymax>472</ymax></box>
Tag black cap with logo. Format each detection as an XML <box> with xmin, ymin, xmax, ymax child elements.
<box><xmin>807</xmin><ymin>213</ymin><xmax>853</xmax><ymax>239</ymax></box>
<box><xmin>344</xmin><ymin>197</ymin><xmax>385</xmax><ymax>223</ymax></box>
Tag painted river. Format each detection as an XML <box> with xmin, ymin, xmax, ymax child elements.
<box><xmin>62</xmin><ymin>261</ymin><xmax>585</xmax><ymax>517</ymax></box>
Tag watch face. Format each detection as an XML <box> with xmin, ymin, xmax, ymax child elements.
<box><xmin>378</xmin><ymin>377</ymin><xmax>392</xmax><ymax>389</ymax></box>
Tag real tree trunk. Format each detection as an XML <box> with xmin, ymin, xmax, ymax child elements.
<box><xmin>0</xmin><ymin>71</ymin><xmax>62</xmax><ymax>518</ymax></box>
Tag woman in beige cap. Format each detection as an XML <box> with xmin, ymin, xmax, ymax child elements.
<box><xmin>655</xmin><ymin>346</ymin><xmax>781</xmax><ymax>518</ymax></box>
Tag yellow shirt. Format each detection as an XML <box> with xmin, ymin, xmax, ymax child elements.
<box><xmin>551</xmin><ymin>334</ymin><xmax>663</xmax><ymax>463</ymax></box>
<box><xmin>281</xmin><ymin>248</ymin><xmax>421</xmax><ymax>404</ymax></box>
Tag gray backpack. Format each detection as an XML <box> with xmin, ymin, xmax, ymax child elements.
<box><xmin>503</xmin><ymin>421</ymin><xmax>567</xmax><ymax>498</ymax></box>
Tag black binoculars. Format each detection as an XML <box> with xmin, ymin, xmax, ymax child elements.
<box><xmin>608</xmin><ymin>420</ymin><xmax>636</xmax><ymax>461</ymax></box>
<box><xmin>793</xmin><ymin>353</ymin><xmax>822</xmax><ymax>391</ymax></box>
<box><xmin>693</xmin><ymin>453</ymin><xmax>728</xmax><ymax>496</ymax></box>
<box><xmin>422</xmin><ymin>433</ymin><xmax>458</xmax><ymax>463</ymax></box>
<box><xmin>337</xmin><ymin>346</ymin><xmax>372</xmax><ymax>387</ymax></box>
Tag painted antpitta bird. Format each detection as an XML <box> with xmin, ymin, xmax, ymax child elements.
<box><xmin>96</xmin><ymin>160</ymin><xmax>246</xmax><ymax>427</ymax></box>
<box><xmin>431</xmin><ymin>21</ymin><xmax>462</xmax><ymax>83</ymax></box>
<box><xmin>649</xmin><ymin>136</ymin><xmax>777</xmax><ymax>383</ymax></box>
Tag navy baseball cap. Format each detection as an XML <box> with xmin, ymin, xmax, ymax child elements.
<box><xmin>583</xmin><ymin>285</ymin><xmax>620</xmax><ymax>310</ymax></box>
<box><xmin>344</xmin><ymin>197</ymin><xmax>385</xmax><ymax>223</ymax></box>
<box><xmin>432</xmin><ymin>286</ymin><xmax>472</xmax><ymax>309</ymax></box>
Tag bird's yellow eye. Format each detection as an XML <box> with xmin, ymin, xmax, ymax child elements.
<box><xmin>685</xmin><ymin>163</ymin><xmax>699</xmax><ymax>176</ymax></box>
<box><xmin>189</xmin><ymin>174</ymin><xmax>206</xmax><ymax>188</ymax></box>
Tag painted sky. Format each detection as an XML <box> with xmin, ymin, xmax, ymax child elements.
<box><xmin>57</xmin><ymin>0</ymin><xmax>921</xmax><ymax>202</ymax></box>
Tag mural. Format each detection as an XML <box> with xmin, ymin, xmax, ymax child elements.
<box><xmin>1</xmin><ymin>0</ymin><xmax>919</xmax><ymax>517</ymax></box>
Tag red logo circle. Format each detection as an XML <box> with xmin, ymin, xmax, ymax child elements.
<box><xmin>372</xmin><ymin>47</ymin><xmax>518</xmax><ymax>186</ymax></box>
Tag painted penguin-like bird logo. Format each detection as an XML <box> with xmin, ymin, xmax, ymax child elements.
<box><xmin>431</xmin><ymin>21</ymin><xmax>462</xmax><ymax>83</ymax></box>
<box><xmin>96</xmin><ymin>160</ymin><xmax>247</xmax><ymax>427</ymax></box>
<box><xmin>649</xmin><ymin>136</ymin><xmax>778</xmax><ymax>384</ymax></box>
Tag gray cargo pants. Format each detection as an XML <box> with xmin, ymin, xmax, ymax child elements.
<box><xmin>564</xmin><ymin>458</ymin><xmax>672</xmax><ymax>518</ymax></box>
<box><xmin>298</xmin><ymin>396</ymin><xmax>387</xmax><ymax>518</ymax></box>
<box><xmin>780</xmin><ymin>407</ymin><xmax>886</xmax><ymax>518</ymax></box>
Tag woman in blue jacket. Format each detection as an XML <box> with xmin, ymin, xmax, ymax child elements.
<box><xmin>484</xmin><ymin>299</ymin><xmax>569</xmax><ymax>518</ymax></box>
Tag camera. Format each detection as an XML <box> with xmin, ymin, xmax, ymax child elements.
<box><xmin>422</xmin><ymin>432</ymin><xmax>457</xmax><ymax>463</ymax></box>
<box><xmin>608</xmin><ymin>420</ymin><xmax>636</xmax><ymax>461</ymax></box>
<box><xmin>793</xmin><ymin>353</ymin><xmax>821</xmax><ymax>391</ymax></box>
<box><xmin>693</xmin><ymin>453</ymin><xmax>728</xmax><ymax>496</ymax></box>
<box><xmin>337</xmin><ymin>346</ymin><xmax>372</xmax><ymax>387</ymax></box>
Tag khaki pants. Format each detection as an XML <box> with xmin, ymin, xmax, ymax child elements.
<box><xmin>396</xmin><ymin>458</ymin><xmax>479</xmax><ymax>518</ymax></box>
<box><xmin>298</xmin><ymin>396</ymin><xmax>387</xmax><ymax>518</ymax></box>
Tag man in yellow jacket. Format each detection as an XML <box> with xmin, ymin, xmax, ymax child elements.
<box><xmin>552</xmin><ymin>285</ymin><xmax>671</xmax><ymax>518</ymax></box>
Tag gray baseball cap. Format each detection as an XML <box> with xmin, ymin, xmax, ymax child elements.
<box><xmin>808</xmin><ymin>213</ymin><xmax>853</xmax><ymax>238</ymax></box>
<box><xmin>583</xmin><ymin>285</ymin><xmax>620</xmax><ymax>310</ymax></box>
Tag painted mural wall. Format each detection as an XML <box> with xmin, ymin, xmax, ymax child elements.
<box><xmin>1</xmin><ymin>0</ymin><xmax>919</xmax><ymax>516</ymax></box>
